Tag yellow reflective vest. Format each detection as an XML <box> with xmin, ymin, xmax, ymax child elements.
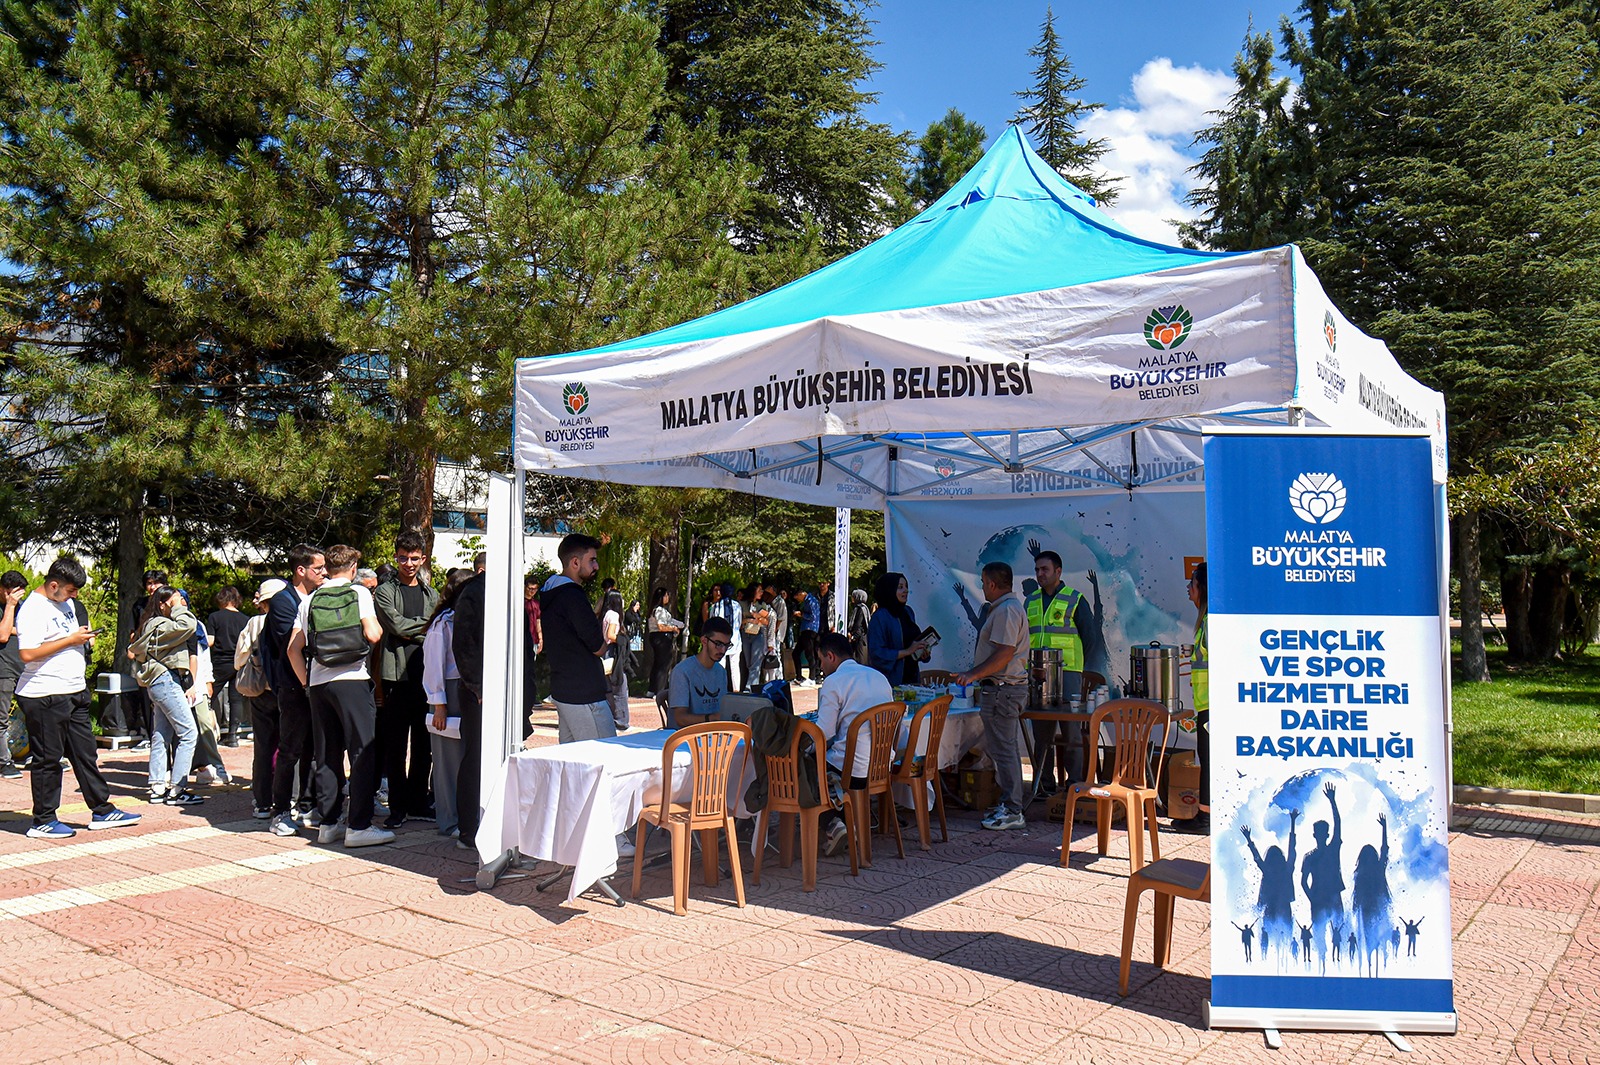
<box><xmin>1192</xmin><ymin>613</ymin><xmax>1209</xmax><ymax>715</ymax></box>
<box><xmin>1025</xmin><ymin>585</ymin><xmax>1084</xmax><ymax>672</ymax></box>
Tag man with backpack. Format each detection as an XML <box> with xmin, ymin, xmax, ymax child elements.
<box><xmin>287</xmin><ymin>544</ymin><xmax>389</xmax><ymax>847</ymax></box>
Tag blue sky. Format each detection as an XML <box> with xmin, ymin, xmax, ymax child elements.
<box><xmin>861</xmin><ymin>0</ymin><xmax>1301</xmax><ymax>242</ymax></box>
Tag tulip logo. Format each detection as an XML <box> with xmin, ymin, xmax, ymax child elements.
<box><xmin>1323</xmin><ymin>311</ymin><xmax>1338</xmax><ymax>353</ymax></box>
<box><xmin>1144</xmin><ymin>305</ymin><xmax>1193</xmax><ymax>350</ymax></box>
<box><xmin>935</xmin><ymin>459</ymin><xmax>956</xmax><ymax>477</ymax></box>
<box><xmin>561</xmin><ymin>382</ymin><xmax>590</xmax><ymax>417</ymax></box>
<box><xmin>1289</xmin><ymin>473</ymin><xmax>1346</xmax><ymax>525</ymax></box>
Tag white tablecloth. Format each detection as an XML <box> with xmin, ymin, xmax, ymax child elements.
<box><xmin>478</xmin><ymin>730</ymin><xmax>715</xmax><ymax>904</ymax></box>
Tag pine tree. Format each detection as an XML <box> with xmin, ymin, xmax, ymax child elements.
<box><xmin>653</xmin><ymin>0</ymin><xmax>908</xmax><ymax>261</ymax></box>
<box><xmin>1013</xmin><ymin>6</ymin><xmax>1119</xmax><ymax>204</ymax></box>
<box><xmin>905</xmin><ymin>108</ymin><xmax>989</xmax><ymax>211</ymax></box>
<box><xmin>1179</xmin><ymin>28</ymin><xmax>1302</xmax><ymax>251</ymax></box>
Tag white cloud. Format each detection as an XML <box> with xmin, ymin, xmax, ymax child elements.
<box><xmin>1083</xmin><ymin>58</ymin><xmax>1235</xmax><ymax>245</ymax></box>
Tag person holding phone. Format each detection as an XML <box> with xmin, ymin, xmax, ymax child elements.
<box><xmin>867</xmin><ymin>571</ymin><xmax>929</xmax><ymax>685</ymax></box>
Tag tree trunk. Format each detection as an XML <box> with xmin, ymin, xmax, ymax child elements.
<box><xmin>1528</xmin><ymin>563</ymin><xmax>1570</xmax><ymax>662</ymax></box>
<box><xmin>395</xmin><ymin>394</ymin><xmax>437</xmax><ymax>557</ymax></box>
<box><xmin>1455</xmin><ymin>511</ymin><xmax>1489</xmax><ymax>681</ymax></box>
<box><xmin>113</xmin><ymin>495</ymin><xmax>147</xmax><ymax>671</ymax></box>
<box><xmin>1502</xmin><ymin>563</ymin><xmax>1533</xmax><ymax>661</ymax></box>
<box><xmin>648</xmin><ymin>526</ymin><xmax>682</xmax><ymax>618</ymax></box>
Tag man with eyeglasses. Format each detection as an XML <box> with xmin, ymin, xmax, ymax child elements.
<box><xmin>666</xmin><ymin>616</ymin><xmax>733</xmax><ymax>728</ymax></box>
<box><xmin>373</xmin><ymin>530</ymin><xmax>438</xmax><ymax>826</ymax></box>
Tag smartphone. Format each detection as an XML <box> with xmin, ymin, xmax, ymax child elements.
<box><xmin>920</xmin><ymin>627</ymin><xmax>941</xmax><ymax>649</ymax></box>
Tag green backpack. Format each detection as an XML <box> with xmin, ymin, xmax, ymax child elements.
<box><xmin>307</xmin><ymin>584</ymin><xmax>369</xmax><ymax>667</ymax></box>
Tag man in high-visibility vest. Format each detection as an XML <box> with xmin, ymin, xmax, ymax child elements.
<box><xmin>1173</xmin><ymin>561</ymin><xmax>1210</xmax><ymax>835</ymax></box>
<box><xmin>1027</xmin><ymin>550</ymin><xmax>1103</xmax><ymax>791</ymax></box>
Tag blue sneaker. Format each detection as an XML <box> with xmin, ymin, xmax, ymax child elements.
<box><xmin>87</xmin><ymin>808</ymin><xmax>141</xmax><ymax>830</ymax></box>
<box><xmin>26</xmin><ymin>820</ymin><xmax>76</xmax><ymax>839</ymax></box>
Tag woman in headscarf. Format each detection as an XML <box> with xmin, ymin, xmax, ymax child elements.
<box><xmin>866</xmin><ymin>572</ymin><xmax>929</xmax><ymax>685</ymax></box>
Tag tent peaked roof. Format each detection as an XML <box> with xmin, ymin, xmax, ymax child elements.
<box><xmin>577</xmin><ymin>125</ymin><xmax>1239</xmax><ymax>358</ymax></box>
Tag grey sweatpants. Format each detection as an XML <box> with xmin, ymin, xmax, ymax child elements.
<box><xmin>979</xmin><ymin>683</ymin><xmax>1029</xmax><ymax>808</ymax></box>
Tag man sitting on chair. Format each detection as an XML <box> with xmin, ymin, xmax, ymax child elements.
<box><xmin>666</xmin><ymin>617</ymin><xmax>732</xmax><ymax>728</ymax></box>
<box><xmin>814</xmin><ymin>631</ymin><xmax>893</xmax><ymax>857</ymax></box>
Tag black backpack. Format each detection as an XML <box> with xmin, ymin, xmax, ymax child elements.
<box><xmin>307</xmin><ymin>584</ymin><xmax>368</xmax><ymax>667</ymax></box>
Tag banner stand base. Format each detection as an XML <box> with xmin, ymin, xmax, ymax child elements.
<box><xmin>474</xmin><ymin>848</ymin><xmax>526</xmax><ymax>891</ymax></box>
<box><xmin>1206</xmin><ymin>1003</ymin><xmax>1456</xmax><ymax>1037</ymax></box>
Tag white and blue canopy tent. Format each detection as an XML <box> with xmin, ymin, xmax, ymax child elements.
<box><xmin>477</xmin><ymin>126</ymin><xmax>1450</xmax><ymax>872</ymax></box>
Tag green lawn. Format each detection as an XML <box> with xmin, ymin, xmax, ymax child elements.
<box><xmin>1451</xmin><ymin>645</ymin><xmax>1600</xmax><ymax>795</ymax></box>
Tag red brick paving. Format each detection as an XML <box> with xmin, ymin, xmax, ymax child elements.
<box><xmin>0</xmin><ymin>726</ymin><xmax>1596</xmax><ymax>1063</ymax></box>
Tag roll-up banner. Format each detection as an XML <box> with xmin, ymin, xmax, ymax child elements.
<box><xmin>1204</xmin><ymin>432</ymin><xmax>1454</xmax><ymax>1034</ymax></box>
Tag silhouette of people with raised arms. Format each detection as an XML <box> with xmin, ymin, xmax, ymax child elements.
<box><xmin>1347</xmin><ymin>928</ymin><xmax>1358</xmax><ymax>962</ymax></box>
<box><xmin>1331</xmin><ymin>921</ymin><xmax>1344</xmax><ymax>963</ymax></box>
<box><xmin>1301</xmin><ymin>782</ymin><xmax>1347</xmax><ymax>970</ymax></box>
<box><xmin>1299</xmin><ymin>923</ymin><xmax>1315</xmax><ymax>970</ymax></box>
<box><xmin>1234</xmin><ymin>920</ymin><xmax>1256</xmax><ymax>963</ymax></box>
<box><xmin>1352</xmin><ymin>811</ymin><xmax>1394</xmax><ymax>977</ymax></box>
<box><xmin>1242</xmin><ymin>808</ymin><xmax>1299</xmax><ymax>959</ymax></box>
<box><xmin>1402</xmin><ymin>916</ymin><xmax>1424</xmax><ymax>957</ymax></box>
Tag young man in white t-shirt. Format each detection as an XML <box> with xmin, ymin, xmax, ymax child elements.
<box><xmin>287</xmin><ymin>545</ymin><xmax>389</xmax><ymax>847</ymax></box>
<box><xmin>15</xmin><ymin>557</ymin><xmax>140</xmax><ymax>838</ymax></box>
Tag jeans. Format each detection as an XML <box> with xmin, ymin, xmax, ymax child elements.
<box><xmin>16</xmin><ymin>689</ymin><xmax>114</xmax><ymax>824</ymax></box>
<box><xmin>740</xmin><ymin>633</ymin><xmax>765</xmax><ymax>691</ymax></box>
<box><xmin>146</xmin><ymin>671</ymin><xmax>199</xmax><ymax>790</ymax></box>
<box><xmin>606</xmin><ymin>667</ymin><xmax>630</xmax><ymax>731</ymax></box>
<box><xmin>309</xmin><ymin>679</ymin><xmax>379</xmax><ymax>831</ymax></box>
<box><xmin>430</xmin><ymin>678</ymin><xmax>465</xmax><ymax>835</ymax></box>
<box><xmin>553</xmin><ymin>699</ymin><xmax>616</xmax><ymax>744</ymax></box>
<box><xmin>979</xmin><ymin>683</ymin><xmax>1028</xmax><ymax>808</ymax></box>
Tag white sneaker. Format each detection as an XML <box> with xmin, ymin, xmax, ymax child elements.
<box><xmin>292</xmin><ymin>807</ymin><xmax>319</xmax><ymax>829</ymax></box>
<box><xmin>616</xmin><ymin>832</ymin><xmax>636</xmax><ymax>858</ymax></box>
<box><xmin>823</xmin><ymin>819</ymin><xmax>849</xmax><ymax>857</ymax></box>
<box><xmin>344</xmin><ymin>826</ymin><xmax>395</xmax><ymax>848</ymax></box>
<box><xmin>213</xmin><ymin>766</ymin><xmax>233</xmax><ymax>786</ymax></box>
<box><xmin>269</xmin><ymin>812</ymin><xmax>299</xmax><ymax>837</ymax></box>
<box><xmin>317</xmin><ymin>819</ymin><xmax>347</xmax><ymax>844</ymax></box>
<box><xmin>193</xmin><ymin>766</ymin><xmax>217</xmax><ymax>786</ymax></box>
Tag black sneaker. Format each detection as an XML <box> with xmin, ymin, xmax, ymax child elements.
<box><xmin>1169</xmin><ymin>812</ymin><xmax>1210</xmax><ymax>835</ymax></box>
<box><xmin>165</xmin><ymin>789</ymin><xmax>205</xmax><ymax>807</ymax></box>
<box><xmin>410</xmin><ymin>806</ymin><xmax>437</xmax><ymax>823</ymax></box>
<box><xmin>382</xmin><ymin>813</ymin><xmax>406</xmax><ymax>830</ymax></box>
<box><xmin>0</xmin><ymin>763</ymin><xmax>21</xmax><ymax>780</ymax></box>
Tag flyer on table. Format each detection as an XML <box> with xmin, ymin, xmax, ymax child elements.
<box><xmin>1204</xmin><ymin>432</ymin><xmax>1454</xmax><ymax>1032</ymax></box>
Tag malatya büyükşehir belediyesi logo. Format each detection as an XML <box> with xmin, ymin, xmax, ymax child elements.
<box><xmin>1289</xmin><ymin>472</ymin><xmax>1347</xmax><ymax>524</ymax></box>
<box><xmin>561</xmin><ymin>382</ymin><xmax>590</xmax><ymax>417</ymax></box>
<box><xmin>1144</xmin><ymin>305</ymin><xmax>1193</xmax><ymax>350</ymax></box>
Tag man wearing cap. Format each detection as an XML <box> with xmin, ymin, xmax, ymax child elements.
<box><xmin>237</xmin><ymin>578</ymin><xmax>286</xmax><ymax>819</ymax></box>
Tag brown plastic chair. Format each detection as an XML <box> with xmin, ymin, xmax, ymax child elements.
<box><xmin>631</xmin><ymin>721</ymin><xmax>749</xmax><ymax>915</ymax></box>
<box><xmin>1119</xmin><ymin>857</ymin><xmax>1211</xmax><ymax>993</ymax></box>
<box><xmin>841</xmin><ymin>700</ymin><xmax>907</xmax><ymax>873</ymax></box>
<box><xmin>890</xmin><ymin>695</ymin><xmax>951</xmax><ymax>850</ymax></box>
<box><xmin>1059</xmin><ymin>698</ymin><xmax>1177</xmax><ymax>875</ymax></box>
<box><xmin>751</xmin><ymin>719</ymin><xmax>831</xmax><ymax>892</ymax></box>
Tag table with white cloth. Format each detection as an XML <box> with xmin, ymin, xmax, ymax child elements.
<box><xmin>477</xmin><ymin>729</ymin><xmax>745</xmax><ymax>904</ymax></box>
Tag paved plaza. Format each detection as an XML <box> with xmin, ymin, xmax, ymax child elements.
<box><xmin>0</xmin><ymin>706</ymin><xmax>1595</xmax><ymax>1065</ymax></box>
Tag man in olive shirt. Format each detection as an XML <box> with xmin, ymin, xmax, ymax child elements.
<box><xmin>374</xmin><ymin>530</ymin><xmax>439</xmax><ymax>826</ymax></box>
<box><xmin>955</xmin><ymin>561</ymin><xmax>1031</xmax><ymax>831</ymax></box>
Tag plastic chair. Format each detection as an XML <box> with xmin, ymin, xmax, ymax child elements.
<box><xmin>841</xmin><ymin>701</ymin><xmax>907</xmax><ymax>873</ymax></box>
<box><xmin>631</xmin><ymin>721</ymin><xmax>749</xmax><ymax>915</ymax></box>
<box><xmin>1059</xmin><ymin>698</ymin><xmax>1177</xmax><ymax>875</ymax></box>
<box><xmin>751</xmin><ymin>719</ymin><xmax>831</xmax><ymax>892</ymax></box>
<box><xmin>1119</xmin><ymin>857</ymin><xmax>1211</xmax><ymax>993</ymax></box>
<box><xmin>890</xmin><ymin>695</ymin><xmax>951</xmax><ymax>850</ymax></box>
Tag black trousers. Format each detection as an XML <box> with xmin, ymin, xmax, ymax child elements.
<box><xmin>647</xmin><ymin>632</ymin><xmax>675</xmax><ymax>699</ymax></box>
<box><xmin>17</xmin><ymin>690</ymin><xmax>114</xmax><ymax>825</ymax></box>
<box><xmin>214</xmin><ymin>676</ymin><xmax>246</xmax><ymax>738</ymax></box>
<box><xmin>310</xmin><ymin>679</ymin><xmax>379</xmax><ymax>831</ymax></box>
<box><xmin>456</xmin><ymin>682</ymin><xmax>484</xmax><ymax>845</ymax></box>
<box><xmin>795</xmin><ymin>629</ymin><xmax>820</xmax><ymax>682</ymax></box>
<box><xmin>249</xmin><ymin>690</ymin><xmax>279</xmax><ymax>812</ymax></box>
<box><xmin>272</xmin><ymin>681</ymin><xmax>315</xmax><ymax>814</ymax></box>
<box><xmin>378</xmin><ymin>674</ymin><xmax>432</xmax><ymax>817</ymax></box>
<box><xmin>1196</xmin><ymin>711</ymin><xmax>1211</xmax><ymax>809</ymax></box>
